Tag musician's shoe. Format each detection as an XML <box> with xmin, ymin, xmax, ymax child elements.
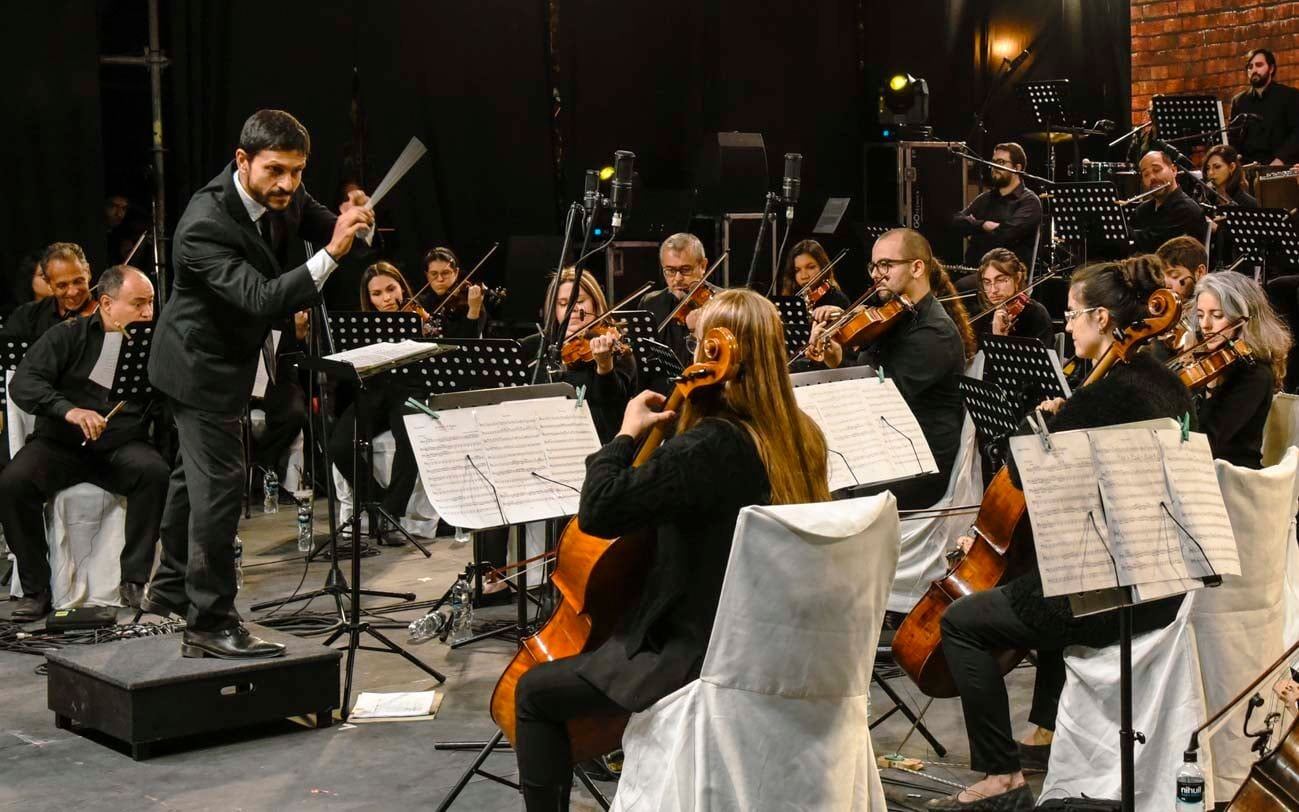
<box><xmin>139</xmin><ymin>588</ymin><xmax>187</xmax><ymax>620</ymax></box>
<box><xmin>181</xmin><ymin>625</ymin><xmax>286</xmax><ymax>659</ymax></box>
<box><xmin>926</xmin><ymin>785</ymin><xmax>1034</xmax><ymax>810</ymax></box>
<box><xmin>520</xmin><ymin>784</ymin><xmax>571</xmax><ymax>811</ymax></box>
<box><xmin>11</xmin><ymin>591</ymin><xmax>52</xmax><ymax>622</ymax></box>
<box><xmin>118</xmin><ymin>581</ymin><xmax>146</xmax><ymax>610</ymax></box>
<box><xmin>1016</xmin><ymin>741</ymin><xmax>1052</xmax><ymax>773</ymax></box>
<box><xmin>375</xmin><ymin>516</ymin><xmax>407</xmax><ymax>547</ymax></box>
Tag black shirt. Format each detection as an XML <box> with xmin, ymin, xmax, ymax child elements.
<box><xmin>575</xmin><ymin>416</ymin><xmax>770</xmax><ymax>710</ymax></box>
<box><xmin>0</xmin><ymin>297</ymin><xmax>86</xmax><ymax>342</ymax></box>
<box><xmin>953</xmin><ymin>183</ymin><xmax>1044</xmax><ymax>268</ymax></box>
<box><xmin>1130</xmin><ymin>188</ymin><xmax>1207</xmax><ymax>253</ymax></box>
<box><xmin>560</xmin><ymin>352</ymin><xmax>637</xmax><ymax>445</ymax></box>
<box><xmin>636</xmin><ymin>287</ymin><xmax>692</xmax><ymax>393</ymax></box>
<box><xmin>851</xmin><ymin>292</ymin><xmax>966</xmax><ymax>476</ymax></box>
<box><xmin>1229</xmin><ymin>186</ymin><xmax>1260</xmax><ymax>209</ymax></box>
<box><xmin>419</xmin><ymin>292</ymin><xmax>487</xmax><ymax>339</ymax></box>
<box><xmin>1195</xmin><ymin>360</ymin><xmax>1274</xmax><ymax>469</ymax></box>
<box><xmin>1229</xmin><ymin>82</ymin><xmax>1299</xmax><ymax>165</ymax></box>
<box><xmin>9</xmin><ymin>312</ymin><xmax>152</xmax><ymax>451</ymax></box>
<box><xmin>973</xmin><ymin>298</ymin><xmax>1055</xmax><ymax>352</ymax></box>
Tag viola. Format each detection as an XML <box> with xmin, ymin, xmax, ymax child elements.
<box><xmin>1173</xmin><ymin>337</ymin><xmax>1252</xmax><ymax>391</ymax></box>
<box><xmin>892</xmin><ymin>288</ymin><xmax>1182</xmax><ymax>697</ymax></box>
<box><xmin>560</xmin><ymin>323</ymin><xmax>632</xmax><ymax>367</ymax></box>
<box><xmin>657</xmin><ymin>252</ymin><xmax>728</xmax><ymax>332</ymax></box>
<box><xmin>793</xmin><ymin>249</ymin><xmax>850</xmax><ymax>308</ymax></box>
<box><xmin>490</xmin><ymin>327</ymin><xmax>741</xmax><ymax>762</ymax></box>
<box><xmin>803</xmin><ymin>292</ymin><xmax>911</xmax><ymax>363</ymax></box>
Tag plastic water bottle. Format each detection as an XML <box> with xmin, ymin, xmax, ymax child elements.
<box><xmin>408</xmin><ymin>603</ymin><xmax>454</xmax><ymax>644</ymax></box>
<box><xmin>454</xmin><ymin>526</ymin><xmax>471</xmax><ymax>545</ymax></box>
<box><xmin>234</xmin><ymin>535</ymin><xmax>245</xmax><ymax>591</ymax></box>
<box><xmin>1176</xmin><ymin>750</ymin><xmax>1205</xmax><ymax>811</ymax></box>
<box><xmin>297</xmin><ymin>500</ymin><xmax>313</xmax><ymax>553</ymax></box>
<box><xmin>449</xmin><ymin>575</ymin><xmax>474</xmax><ymax>645</ymax></box>
<box><xmin>263</xmin><ymin>469</ymin><xmax>279</xmax><ymax>514</ymax></box>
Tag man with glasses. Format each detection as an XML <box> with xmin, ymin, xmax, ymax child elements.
<box><xmin>637</xmin><ymin>232</ymin><xmax>709</xmax><ymax>392</ymax></box>
<box><xmin>953</xmin><ymin>142</ymin><xmax>1042</xmax><ymax>271</ymax></box>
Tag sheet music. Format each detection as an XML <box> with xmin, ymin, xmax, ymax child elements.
<box><xmin>403</xmin><ymin>396</ymin><xmax>601</xmax><ymax>529</ymax></box>
<box><xmin>862</xmin><ymin>379</ymin><xmax>938</xmax><ymax>477</ymax></box>
<box><xmin>88</xmin><ymin>330</ymin><xmax>124</xmax><ymax>390</ymax></box>
<box><xmin>252</xmin><ymin>329</ymin><xmax>281</xmax><ymax>399</ymax></box>
<box><xmin>324</xmin><ymin>340</ymin><xmax>443</xmax><ymax>374</ymax></box>
<box><xmin>1155</xmin><ymin>429</ymin><xmax>1241</xmax><ymax>578</ymax></box>
<box><xmin>1011</xmin><ymin>432</ymin><xmax>1118</xmax><ymax>597</ymax></box>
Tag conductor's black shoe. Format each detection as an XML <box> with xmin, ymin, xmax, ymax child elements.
<box><xmin>181</xmin><ymin>626</ymin><xmax>286</xmax><ymax>659</ymax></box>
<box><xmin>927</xmin><ymin>785</ymin><xmax>1034</xmax><ymax>810</ymax></box>
<box><xmin>12</xmin><ymin>591</ymin><xmax>52</xmax><ymax>622</ymax></box>
<box><xmin>139</xmin><ymin>589</ymin><xmax>186</xmax><ymax>620</ymax></box>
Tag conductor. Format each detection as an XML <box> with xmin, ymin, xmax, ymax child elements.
<box><xmin>144</xmin><ymin>109</ymin><xmax>374</xmax><ymax>658</ymax></box>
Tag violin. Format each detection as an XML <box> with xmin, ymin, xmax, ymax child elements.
<box><xmin>802</xmin><ymin>285</ymin><xmax>911</xmax><ymax>363</ymax></box>
<box><xmin>892</xmin><ymin>288</ymin><xmax>1182</xmax><ymax>697</ymax></box>
<box><xmin>792</xmin><ymin>249</ymin><xmax>849</xmax><ymax>308</ymax></box>
<box><xmin>658</xmin><ymin>252</ymin><xmax>728</xmax><ymax>332</ymax></box>
<box><xmin>490</xmin><ymin>326</ymin><xmax>741</xmax><ymax>762</ymax></box>
<box><xmin>1173</xmin><ymin>337</ymin><xmax>1252</xmax><ymax>392</ymax></box>
<box><xmin>560</xmin><ymin>322</ymin><xmax>632</xmax><ymax>367</ymax></box>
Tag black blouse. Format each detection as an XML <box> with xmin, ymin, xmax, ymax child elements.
<box><xmin>1195</xmin><ymin>360</ymin><xmax>1274</xmax><ymax>469</ymax></box>
<box><xmin>575</xmin><ymin>417</ymin><xmax>771</xmax><ymax>710</ymax></box>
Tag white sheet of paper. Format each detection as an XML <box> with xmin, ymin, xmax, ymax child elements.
<box><xmin>324</xmin><ymin>339</ymin><xmax>442</xmax><ymax>374</ymax></box>
<box><xmin>88</xmin><ymin>330</ymin><xmax>124</xmax><ymax>390</ymax></box>
<box><xmin>862</xmin><ymin>378</ymin><xmax>939</xmax><ymax>478</ymax></box>
<box><xmin>252</xmin><ymin>329</ymin><xmax>281</xmax><ymax>399</ymax></box>
<box><xmin>350</xmin><ymin>690</ymin><xmax>438</xmax><ymax>719</ymax></box>
<box><xmin>1154</xmin><ymin>429</ymin><xmax>1242</xmax><ymax>578</ymax></box>
<box><xmin>403</xmin><ymin>396</ymin><xmax>601</xmax><ymax>530</ymax></box>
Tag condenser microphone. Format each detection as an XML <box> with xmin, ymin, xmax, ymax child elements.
<box><xmin>582</xmin><ymin>169</ymin><xmax>600</xmax><ymax>215</ymax></box>
<box><xmin>782</xmin><ymin>153</ymin><xmax>803</xmax><ymax>220</ymax></box>
<box><xmin>610</xmin><ymin>150</ymin><xmax>635</xmax><ymax>231</ymax></box>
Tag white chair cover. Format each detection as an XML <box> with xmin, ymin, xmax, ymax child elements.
<box><xmin>612</xmin><ymin>494</ymin><xmax>901</xmax><ymax>812</ymax></box>
<box><xmin>889</xmin><ymin>414</ymin><xmax>982</xmax><ymax>612</ymax></box>
<box><xmin>1191</xmin><ymin>449</ymin><xmax>1299</xmax><ymax>796</ymax></box>
<box><xmin>6</xmin><ymin>373</ymin><xmax>128</xmax><ymax>607</ymax></box>
<box><xmin>332</xmin><ymin>430</ymin><xmax>438</xmax><ymax>537</ymax></box>
<box><xmin>1261</xmin><ymin>393</ymin><xmax>1298</xmax><ymax>468</ymax></box>
<box><xmin>1042</xmin><ymin>595</ymin><xmax>1212</xmax><ymax>810</ymax></box>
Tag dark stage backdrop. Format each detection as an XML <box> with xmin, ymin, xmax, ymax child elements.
<box><xmin>4</xmin><ymin>0</ymin><xmax>1130</xmax><ymax>315</ymax></box>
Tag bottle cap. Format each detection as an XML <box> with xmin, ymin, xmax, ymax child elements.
<box><xmin>1183</xmin><ymin>749</ymin><xmax>1198</xmax><ymax>763</ymax></box>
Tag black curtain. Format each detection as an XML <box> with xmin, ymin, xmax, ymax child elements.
<box><xmin>0</xmin><ymin>0</ymin><xmax>106</xmax><ymax>308</ymax></box>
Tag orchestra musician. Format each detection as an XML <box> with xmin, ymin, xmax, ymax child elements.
<box><xmin>545</xmin><ymin>267</ymin><xmax>637</xmax><ymax>444</ymax></box>
<box><xmin>932</xmin><ymin>258</ymin><xmax>1194</xmax><ymax>810</ymax></box>
<box><xmin>1130</xmin><ymin>151</ymin><xmax>1210</xmax><ymax>253</ymax></box>
<box><xmin>251</xmin><ymin>310</ymin><xmax>311</xmax><ymax>495</ymax></box>
<box><xmin>420</xmin><ymin>246</ymin><xmax>487</xmax><ymax>338</ymax></box>
<box><xmin>1155</xmin><ymin>237</ymin><xmax>1207</xmax><ymax>354</ymax></box>
<box><xmin>1228</xmin><ymin>48</ymin><xmax>1299</xmax><ymax>168</ymax></box>
<box><xmin>638</xmin><ymin>232</ymin><xmax>708</xmax><ymax>367</ymax></box>
<box><xmin>810</xmin><ymin>228</ymin><xmax>974</xmax><ymax>509</ymax></box>
<box><xmin>1204</xmin><ymin>144</ymin><xmax>1259</xmax><ymax>208</ymax></box>
<box><xmin>511</xmin><ymin>288</ymin><xmax>830</xmax><ymax>811</ymax></box>
<box><xmin>774</xmin><ymin>238</ymin><xmax>851</xmax><ymax>317</ymax></box>
<box><xmin>326</xmin><ymin>261</ymin><xmax>421</xmax><ymax>543</ymax></box>
<box><xmin>144</xmin><ymin>109</ymin><xmax>374</xmax><ymax>659</ymax></box>
<box><xmin>0</xmin><ymin>265</ymin><xmax>167</xmax><ymax>620</ymax></box>
<box><xmin>952</xmin><ymin>142</ymin><xmax>1043</xmax><ymax>270</ymax></box>
<box><xmin>1190</xmin><ymin>272</ymin><xmax>1291</xmax><ymax>469</ymax></box>
<box><xmin>1</xmin><ymin>242</ymin><xmax>96</xmax><ymax>341</ymax></box>
<box><xmin>972</xmin><ymin>248</ymin><xmax>1054</xmax><ymax>350</ymax></box>
<box><xmin>5</xmin><ymin>250</ymin><xmax>51</xmax><ymax>317</ymax></box>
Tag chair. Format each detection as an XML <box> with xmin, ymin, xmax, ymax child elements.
<box><xmin>1040</xmin><ymin>594</ymin><xmax>1213</xmax><ymax>810</ymax></box>
<box><xmin>5</xmin><ymin>370</ymin><xmax>129</xmax><ymax>607</ymax></box>
<box><xmin>889</xmin><ymin>414</ymin><xmax>983</xmax><ymax>612</ymax></box>
<box><xmin>612</xmin><ymin>493</ymin><xmax>900</xmax><ymax>811</ymax></box>
<box><xmin>332</xmin><ymin>430</ymin><xmax>439</xmax><ymax>537</ymax></box>
<box><xmin>1190</xmin><ymin>449</ymin><xmax>1299</xmax><ymax>798</ymax></box>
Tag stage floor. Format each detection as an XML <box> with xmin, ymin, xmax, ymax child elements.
<box><xmin>0</xmin><ymin>504</ymin><xmax>1044</xmax><ymax>810</ymax></box>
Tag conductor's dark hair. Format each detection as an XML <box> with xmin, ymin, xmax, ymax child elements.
<box><xmin>1246</xmin><ymin>48</ymin><xmax>1277</xmax><ymax>72</ymax></box>
<box><xmin>238</xmin><ymin>109</ymin><xmax>311</xmax><ymax>158</ymax></box>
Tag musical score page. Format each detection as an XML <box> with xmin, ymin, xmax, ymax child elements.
<box><xmin>1155</xmin><ymin>429</ymin><xmax>1240</xmax><ymax>578</ymax></box>
<box><xmin>88</xmin><ymin>330</ymin><xmax>124</xmax><ymax>390</ymax></box>
<box><xmin>404</xmin><ymin>396</ymin><xmax>601</xmax><ymax>529</ymax></box>
<box><xmin>862</xmin><ymin>379</ymin><xmax>938</xmax><ymax>477</ymax></box>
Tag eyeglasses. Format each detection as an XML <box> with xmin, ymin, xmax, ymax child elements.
<box><xmin>868</xmin><ymin>258</ymin><xmax>918</xmax><ymax>275</ymax></box>
<box><xmin>428</xmin><ymin>270</ymin><xmax>456</xmax><ymax>280</ymax></box>
<box><xmin>1064</xmin><ymin>306</ymin><xmax>1104</xmax><ymax>322</ymax></box>
<box><xmin>991</xmin><ymin>159</ymin><xmax>1015</xmax><ymax>168</ymax></box>
<box><xmin>981</xmin><ymin>275</ymin><xmax>1014</xmax><ymax>290</ymax></box>
<box><xmin>663</xmin><ymin>266</ymin><xmax>701</xmax><ymax>279</ymax></box>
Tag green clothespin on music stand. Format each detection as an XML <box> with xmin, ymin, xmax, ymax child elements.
<box><xmin>1180</xmin><ymin>412</ymin><xmax>1191</xmax><ymax>443</ymax></box>
<box><xmin>877</xmin><ymin>365</ymin><xmax>886</xmax><ymax>383</ymax></box>
<box><xmin>575</xmin><ymin>384</ymin><xmax>587</xmax><ymax>409</ymax></box>
<box><xmin>405</xmin><ymin>397</ymin><xmax>439</xmax><ymax>421</ymax></box>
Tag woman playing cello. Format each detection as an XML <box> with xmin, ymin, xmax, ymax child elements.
<box><xmin>511</xmin><ymin>289</ymin><xmax>830</xmax><ymax>811</ymax></box>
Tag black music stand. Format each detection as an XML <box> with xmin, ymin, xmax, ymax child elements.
<box><xmin>981</xmin><ymin>335</ymin><xmax>1070</xmax><ymax>402</ymax></box>
<box><xmin>1016</xmin><ymin>79</ymin><xmax>1079</xmax><ymax>180</ymax></box>
<box><xmin>958</xmin><ymin>376</ymin><xmax>1024</xmax><ymax>470</ymax></box>
<box><xmin>619</xmin><ymin>308</ymin><xmax>685</xmax><ymax>389</ymax></box>
<box><xmin>109</xmin><ymin>322</ymin><xmax>156</xmax><ymax>401</ymax></box>
<box><xmin>1049</xmin><ymin>182</ymin><xmax>1132</xmax><ymax>262</ymax></box>
<box><xmin>1220</xmin><ymin>208</ymin><xmax>1299</xmax><ymax>280</ymax></box>
<box><xmin>1149</xmin><ymin>94</ymin><xmax>1224</xmax><ymax>150</ymax></box>
<box><xmin>397</xmin><ymin>338</ymin><xmax>530</xmax><ymax>394</ymax></box>
<box><xmin>0</xmin><ymin>337</ymin><xmax>30</xmax><ymax>465</ymax></box>
<box><xmin>304</xmin><ymin>342</ymin><xmax>453</xmax><ymax>719</ymax></box>
<box><xmin>772</xmin><ymin>296</ymin><xmax>814</xmax><ymax>360</ymax></box>
<box><xmin>329</xmin><ymin>311</ymin><xmax>422</xmax><ymax>350</ymax></box>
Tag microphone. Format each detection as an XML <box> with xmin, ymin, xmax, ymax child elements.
<box><xmin>782</xmin><ymin>153</ymin><xmax>803</xmax><ymax>220</ymax></box>
<box><xmin>610</xmin><ymin>150</ymin><xmax>635</xmax><ymax>231</ymax></box>
<box><xmin>1094</xmin><ymin>119</ymin><xmax>1117</xmax><ymax>133</ymax></box>
<box><xmin>1002</xmin><ymin>48</ymin><xmax>1031</xmax><ymax>73</ymax></box>
<box><xmin>582</xmin><ymin>169</ymin><xmax>600</xmax><ymax>215</ymax></box>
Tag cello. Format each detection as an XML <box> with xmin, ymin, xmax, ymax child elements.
<box><xmin>891</xmin><ymin>288</ymin><xmax>1182</xmax><ymax>697</ymax></box>
<box><xmin>490</xmin><ymin>326</ymin><xmax>741</xmax><ymax>761</ymax></box>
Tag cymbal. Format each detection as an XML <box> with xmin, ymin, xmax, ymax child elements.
<box><xmin>1023</xmin><ymin>131</ymin><xmax>1080</xmax><ymax>144</ymax></box>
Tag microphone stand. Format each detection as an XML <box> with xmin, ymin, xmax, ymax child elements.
<box><xmin>1108</xmin><ymin>120</ymin><xmax>1152</xmax><ymax>151</ymax></box>
<box><xmin>744</xmin><ymin>192</ymin><xmax>779</xmax><ymax>290</ymax></box>
<box><xmin>530</xmin><ymin>201</ymin><xmax>584</xmax><ymax>385</ymax></box>
<box><xmin>948</xmin><ymin>144</ymin><xmax>1056</xmax><ymax>188</ymax></box>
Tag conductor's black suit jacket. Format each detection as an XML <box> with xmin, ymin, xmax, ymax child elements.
<box><xmin>150</xmin><ymin>163</ymin><xmax>336</xmax><ymax>413</ymax></box>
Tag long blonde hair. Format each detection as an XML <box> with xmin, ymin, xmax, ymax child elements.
<box><xmin>677</xmin><ymin>289</ymin><xmax>831</xmax><ymax>505</ymax></box>
<box><xmin>1193</xmin><ymin>272</ymin><xmax>1291</xmax><ymax>390</ymax></box>
<box><xmin>542</xmin><ymin>267</ymin><xmax>609</xmax><ymax>329</ymax></box>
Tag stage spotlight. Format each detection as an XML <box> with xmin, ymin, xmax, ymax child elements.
<box><xmin>599</xmin><ymin>165</ymin><xmax>615</xmax><ymax>181</ymax></box>
<box><xmin>879</xmin><ymin>73</ymin><xmax>930</xmax><ymax>131</ymax></box>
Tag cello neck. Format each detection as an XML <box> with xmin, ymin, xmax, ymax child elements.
<box><xmin>632</xmin><ymin>388</ymin><xmax>685</xmax><ymax>468</ymax></box>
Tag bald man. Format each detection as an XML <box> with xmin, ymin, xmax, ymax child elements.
<box><xmin>1129</xmin><ymin>151</ymin><xmax>1209</xmax><ymax>253</ymax></box>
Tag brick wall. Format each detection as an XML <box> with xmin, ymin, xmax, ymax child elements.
<box><xmin>1131</xmin><ymin>0</ymin><xmax>1299</xmax><ymax>124</ymax></box>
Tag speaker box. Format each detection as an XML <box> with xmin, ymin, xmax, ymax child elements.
<box><xmin>696</xmin><ymin>132</ymin><xmax>769</xmax><ymax>216</ymax></box>
<box><xmin>1257</xmin><ymin>173</ymin><xmax>1299</xmax><ymax>211</ymax></box>
<box><xmin>864</xmin><ymin>141</ymin><xmax>971</xmax><ymax>264</ymax></box>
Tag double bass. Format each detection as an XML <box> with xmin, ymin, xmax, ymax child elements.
<box><xmin>490</xmin><ymin>326</ymin><xmax>741</xmax><ymax>761</ymax></box>
<box><xmin>891</xmin><ymin>288</ymin><xmax>1182</xmax><ymax>697</ymax></box>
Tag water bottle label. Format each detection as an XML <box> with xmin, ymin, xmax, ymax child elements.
<box><xmin>1177</xmin><ymin>780</ymin><xmax>1204</xmax><ymax>803</ymax></box>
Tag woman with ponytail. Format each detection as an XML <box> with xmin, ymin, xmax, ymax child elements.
<box><xmin>930</xmin><ymin>255</ymin><xmax>1194</xmax><ymax>811</ymax></box>
<box><xmin>810</xmin><ymin>228</ymin><xmax>969</xmax><ymax>508</ymax></box>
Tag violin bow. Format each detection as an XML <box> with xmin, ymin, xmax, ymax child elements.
<box><xmin>791</xmin><ymin>249</ymin><xmax>850</xmax><ymax>300</ymax></box>
<box><xmin>564</xmin><ymin>282</ymin><xmax>653</xmax><ymax>341</ymax></box>
<box><xmin>426</xmin><ymin>242</ymin><xmax>501</xmax><ymax>317</ymax></box>
<box><xmin>657</xmin><ymin>251</ymin><xmax>729</xmax><ymax>333</ymax></box>
<box><xmin>967</xmin><ymin>265</ymin><xmax>1072</xmax><ymax>324</ymax></box>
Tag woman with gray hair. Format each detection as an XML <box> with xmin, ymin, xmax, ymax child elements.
<box><xmin>1190</xmin><ymin>271</ymin><xmax>1291</xmax><ymax>468</ymax></box>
